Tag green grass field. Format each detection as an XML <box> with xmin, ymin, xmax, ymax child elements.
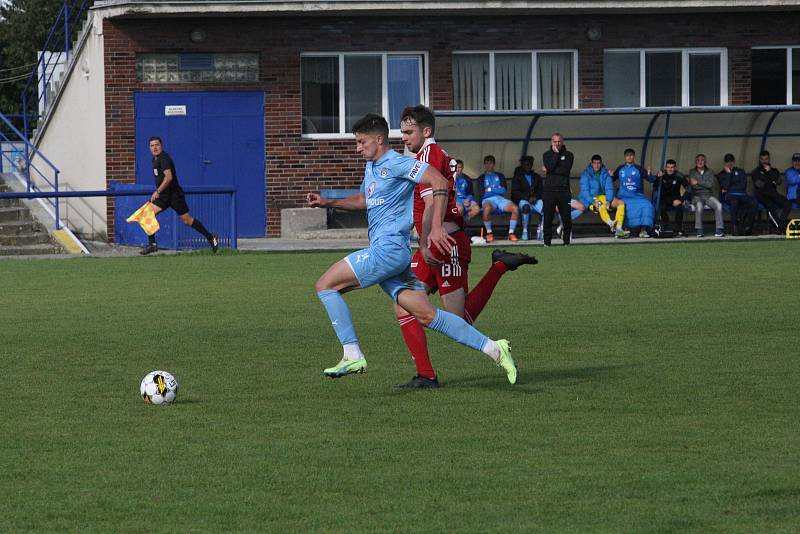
<box><xmin>2</xmin><ymin>241</ymin><xmax>799</xmax><ymax>532</ymax></box>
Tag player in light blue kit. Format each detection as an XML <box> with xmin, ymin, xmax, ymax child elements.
<box><xmin>307</xmin><ymin>114</ymin><xmax>517</xmax><ymax>384</ymax></box>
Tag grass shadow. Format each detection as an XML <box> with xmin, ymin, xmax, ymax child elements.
<box><xmin>440</xmin><ymin>363</ymin><xmax>638</xmax><ymax>390</ymax></box>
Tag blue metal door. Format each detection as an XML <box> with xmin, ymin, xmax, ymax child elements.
<box><xmin>134</xmin><ymin>92</ymin><xmax>265</xmax><ymax>236</ymax></box>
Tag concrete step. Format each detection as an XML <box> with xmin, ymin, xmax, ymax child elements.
<box><xmin>0</xmin><ymin>206</ymin><xmax>31</xmax><ymax>222</ymax></box>
<box><xmin>0</xmin><ymin>220</ymin><xmax>44</xmax><ymax>235</ymax></box>
<box><xmin>0</xmin><ymin>243</ymin><xmax>63</xmax><ymax>256</ymax></box>
<box><xmin>0</xmin><ymin>232</ymin><xmax>54</xmax><ymax>246</ymax></box>
<box><xmin>0</xmin><ymin>197</ymin><xmax>22</xmax><ymax>208</ymax></box>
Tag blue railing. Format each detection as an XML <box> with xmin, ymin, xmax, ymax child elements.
<box><xmin>21</xmin><ymin>0</ymin><xmax>91</xmax><ymax>138</ymax></box>
<box><xmin>0</xmin><ymin>186</ymin><xmax>239</xmax><ymax>250</ymax></box>
<box><xmin>0</xmin><ymin>111</ymin><xmax>62</xmax><ymax>227</ymax></box>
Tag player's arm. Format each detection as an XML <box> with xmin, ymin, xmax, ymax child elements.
<box><xmin>306</xmin><ymin>191</ymin><xmax>366</xmax><ymax>210</ymax></box>
<box><xmin>419</xmin><ymin>195</ymin><xmax>443</xmax><ymax>266</ymax></box>
<box><xmin>417</xmin><ymin>167</ymin><xmax>455</xmax><ymax>255</ymax></box>
<box><xmin>151</xmin><ymin>168</ymin><xmax>173</xmax><ymax>202</ymax></box>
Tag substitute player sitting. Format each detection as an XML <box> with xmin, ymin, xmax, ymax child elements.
<box><xmin>454</xmin><ymin>159</ymin><xmax>480</xmax><ymax>221</ymax></box>
<box><xmin>574</xmin><ymin>154</ymin><xmax>630</xmax><ymax>238</ymax></box>
<box><xmin>394</xmin><ymin>105</ymin><xmax>537</xmax><ymax>388</ymax></box>
<box><xmin>307</xmin><ymin>113</ymin><xmax>518</xmax><ymax>385</ymax></box>
<box><xmin>476</xmin><ymin>155</ymin><xmax>519</xmax><ymax>242</ymax></box>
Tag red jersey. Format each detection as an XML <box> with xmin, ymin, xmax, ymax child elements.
<box><xmin>413</xmin><ymin>138</ymin><xmax>464</xmax><ymax>237</ymax></box>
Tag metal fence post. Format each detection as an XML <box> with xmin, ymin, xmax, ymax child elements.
<box><xmin>231</xmin><ymin>191</ymin><xmax>238</xmax><ymax>249</ymax></box>
<box><xmin>55</xmin><ymin>169</ymin><xmax>60</xmax><ymax>229</ymax></box>
<box><xmin>63</xmin><ymin>0</ymin><xmax>70</xmax><ymax>61</ymax></box>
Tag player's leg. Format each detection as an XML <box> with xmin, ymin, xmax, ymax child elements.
<box><xmin>468</xmin><ymin>201</ymin><xmax>480</xmax><ymax>220</ymax></box>
<box><xmin>500</xmin><ymin>199</ymin><xmax>519</xmax><ymax>241</ymax></box>
<box><xmin>569</xmin><ymin>199</ymin><xmax>583</xmax><ymax>221</ymax></box>
<box><xmin>592</xmin><ymin>195</ymin><xmax>613</xmax><ymax>229</ymax></box>
<box><xmin>464</xmin><ymin>249</ymin><xmax>536</xmax><ymax>324</ymax></box>
<box><xmin>519</xmin><ymin>200</ymin><xmax>531</xmax><ymax>240</ymax></box>
<box><xmin>175</xmin><ymin>195</ymin><xmax>219</xmax><ymax>252</ymax></box>
<box><xmin>393</xmin><ymin>286</ymin><xmax>517</xmax><ymax>384</ymax></box>
<box><xmin>395</xmin><ymin>251</ymin><xmax>438</xmax><ymax>386</ymax></box>
<box><xmin>611</xmin><ymin>198</ymin><xmax>626</xmax><ymax>231</ymax></box>
<box><xmin>481</xmin><ymin>199</ymin><xmax>495</xmax><ymax>241</ymax></box>
<box><xmin>315</xmin><ymin>252</ymin><xmax>367</xmax><ymax>378</ymax></box>
<box><xmin>672</xmin><ymin>198</ymin><xmax>685</xmax><ymax>235</ymax></box>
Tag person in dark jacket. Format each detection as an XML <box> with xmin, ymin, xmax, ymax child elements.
<box><xmin>541</xmin><ymin>133</ymin><xmax>574</xmax><ymax>245</ymax></box>
<box><xmin>717</xmin><ymin>153</ymin><xmax>756</xmax><ymax>235</ymax></box>
<box><xmin>511</xmin><ymin>155</ymin><xmax>542</xmax><ymax>240</ymax></box>
<box><xmin>752</xmin><ymin>150</ymin><xmax>792</xmax><ymax>233</ymax></box>
<box><xmin>655</xmin><ymin>159</ymin><xmax>688</xmax><ymax>236</ymax></box>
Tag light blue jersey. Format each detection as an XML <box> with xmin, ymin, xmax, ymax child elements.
<box><xmin>361</xmin><ymin>150</ymin><xmax>428</xmax><ymax>244</ymax></box>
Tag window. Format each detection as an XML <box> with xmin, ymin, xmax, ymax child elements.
<box><xmin>751</xmin><ymin>47</ymin><xmax>800</xmax><ymax>105</ymax></box>
<box><xmin>136</xmin><ymin>54</ymin><xmax>259</xmax><ymax>83</ymax></box>
<box><xmin>301</xmin><ymin>53</ymin><xmax>427</xmax><ymax>135</ymax></box>
<box><xmin>604</xmin><ymin>49</ymin><xmax>727</xmax><ymax>108</ymax></box>
<box><xmin>452</xmin><ymin>51</ymin><xmax>577</xmax><ymax>111</ymax></box>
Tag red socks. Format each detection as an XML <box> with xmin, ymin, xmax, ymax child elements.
<box><xmin>398</xmin><ymin>314</ymin><xmax>436</xmax><ymax>380</ymax></box>
<box><xmin>464</xmin><ymin>261</ymin><xmax>508</xmax><ymax>324</ymax></box>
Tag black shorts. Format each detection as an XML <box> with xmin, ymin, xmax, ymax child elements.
<box><xmin>152</xmin><ymin>190</ymin><xmax>189</xmax><ymax>216</ymax></box>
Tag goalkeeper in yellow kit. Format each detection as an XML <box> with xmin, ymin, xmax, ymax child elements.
<box><xmin>574</xmin><ymin>154</ymin><xmax>630</xmax><ymax>239</ymax></box>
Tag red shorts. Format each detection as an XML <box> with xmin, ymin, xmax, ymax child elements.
<box><xmin>411</xmin><ymin>230</ymin><xmax>471</xmax><ymax>296</ymax></box>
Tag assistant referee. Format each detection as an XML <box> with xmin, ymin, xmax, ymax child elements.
<box><xmin>141</xmin><ymin>136</ymin><xmax>219</xmax><ymax>255</ymax></box>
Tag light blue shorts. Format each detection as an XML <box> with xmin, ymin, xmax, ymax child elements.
<box><xmin>481</xmin><ymin>195</ymin><xmax>512</xmax><ymax>214</ymax></box>
<box><xmin>518</xmin><ymin>199</ymin><xmax>543</xmax><ymax>215</ymax></box>
<box><xmin>456</xmin><ymin>196</ymin><xmax>475</xmax><ymax>208</ymax></box>
<box><xmin>344</xmin><ymin>238</ymin><xmax>423</xmax><ymax>302</ymax></box>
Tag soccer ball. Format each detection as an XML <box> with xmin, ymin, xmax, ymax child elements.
<box><xmin>140</xmin><ymin>370</ymin><xmax>179</xmax><ymax>405</ymax></box>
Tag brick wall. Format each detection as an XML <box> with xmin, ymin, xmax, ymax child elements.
<box><xmin>103</xmin><ymin>12</ymin><xmax>800</xmax><ymax>238</ymax></box>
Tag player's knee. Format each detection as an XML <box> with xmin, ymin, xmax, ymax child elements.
<box><xmin>180</xmin><ymin>214</ymin><xmax>193</xmax><ymax>225</ymax></box>
<box><xmin>522</xmin><ymin>204</ymin><xmax>530</xmax><ymax>214</ymax></box>
<box><xmin>314</xmin><ymin>278</ymin><xmax>331</xmax><ymax>293</ymax></box>
<box><xmin>413</xmin><ymin>308</ymin><xmax>437</xmax><ymax>326</ymax></box>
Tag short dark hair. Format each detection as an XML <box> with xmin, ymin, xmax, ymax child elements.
<box><xmin>624</xmin><ymin>148</ymin><xmax>635</xmax><ymax>156</ymax></box>
<box><xmin>666</xmin><ymin>159</ymin><xmax>677</xmax><ymax>166</ymax></box>
<box><xmin>400</xmin><ymin>105</ymin><xmax>435</xmax><ymax>133</ymax></box>
<box><xmin>352</xmin><ymin>113</ymin><xmax>389</xmax><ymax>138</ymax></box>
<box><xmin>455</xmin><ymin>159</ymin><xmax>464</xmax><ymax>165</ymax></box>
<box><xmin>591</xmin><ymin>154</ymin><xmax>602</xmax><ymax>162</ymax></box>
<box><xmin>723</xmin><ymin>153</ymin><xmax>735</xmax><ymax>163</ymax></box>
<box><xmin>696</xmin><ymin>153</ymin><xmax>706</xmax><ymax>159</ymax></box>
<box><xmin>759</xmin><ymin>150</ymin><xmax>770</xmax><ymax>158</ymax></box>
<box><xmin>520</xmin><ymin>155</ymin><xmax>534</xmax><ymax>164</ymax></box>
<box><xmin>148</xmin><ymin>136</ymin><xmax>163</xmax><ymax>145</ymax></box>
<box><xmin>484</xmin><ymin>155</ymin><xmax>495</xmax><ymax>163</ymax></box>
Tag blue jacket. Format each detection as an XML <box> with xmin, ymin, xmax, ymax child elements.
<box><xmin>785</xmin><ymin>167</ymin><xmax>800</xmax><ymax>202</ymax></box>
<box><xmin>578</xmin><ymin>164</ymin><xmax>614</xmax><ymax>207</ymax></box>
<box><xmin>455</xmin><ymin>175</ymin><xmax>474</xmax><ymax>202</ymax></box>
<box><xmin>614</xmin><ymin>163</ymin><xmax>654</xmax><ymax>199</ymax></box>
<box><xmin>476</xmin><ymin>172</ymin><xmax>508</xmax><ymax>201</ymax></box>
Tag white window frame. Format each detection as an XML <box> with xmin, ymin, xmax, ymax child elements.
<box><xmin>300</xmin><ymin>51</ymin><xmax>429</xmax><ymax>139</ymax></box>
<box><xmin>452</xmin><ymin>50</ymin><xmax>579</xmax><ymax>111</ymax></box>
<box><xmin>605</xmin><ymin>47</ymin><xmax>729</xmax><ymax>108</ymax></box>
<box><xmin>752</xmin><ymin>46</ymin><xmax>800</xmax><ymax>105</ymax></box>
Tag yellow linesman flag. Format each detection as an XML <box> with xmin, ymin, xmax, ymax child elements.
<box><xmin>126</xmin><ymin>202</ymin><xmax>160</xmax><ymax>236</ymax></box>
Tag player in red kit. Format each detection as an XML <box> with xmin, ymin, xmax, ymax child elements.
<box><xmin>394</xmin><ymin>105</ymin><xmax>537</xmax><ymax>388</ymax></box>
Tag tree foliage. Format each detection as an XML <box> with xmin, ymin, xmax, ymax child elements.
<box><xmin>0</xmin><ymin>0</ymin><xmax>72</xmax><ymax>126</ymax></box>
